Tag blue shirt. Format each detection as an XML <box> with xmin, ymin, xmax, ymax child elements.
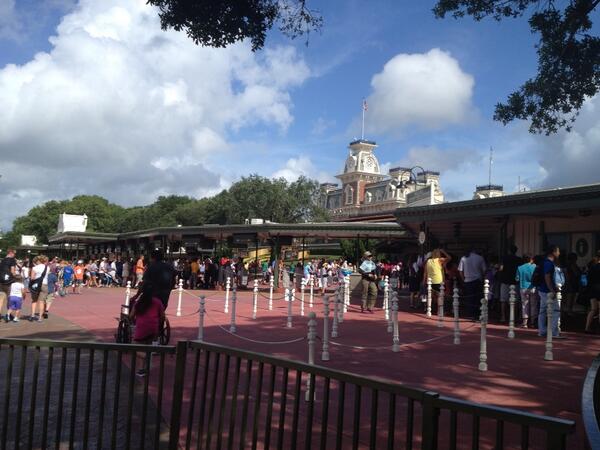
<box><xmin>538</xmin><ymin>258</ymin><xmax>555</xmax><ymax>293</ymax></box>
<box><xmin>516</xmin><ymin>263</ymin><xmax>536</xmax><ymax>290</ymax></box>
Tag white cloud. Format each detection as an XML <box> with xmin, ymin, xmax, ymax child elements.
<box><xmin>0</xmin><ymin>0</ymin><xmax>310</xmax><ymax>229</ymax></box>
<box><xmin>272</xmin><ymin>157</ymin><xmax>332</xmax><ymax>183</ymax></box>
<box><xmin>534</xmin><ymin>95</ymin><xmax>600</xmax><ymax>188</ymax></box>
<box><xmin>365</xmin><ymin>49</ymin><xmax>475</xmax><ymax>133</ymax></box>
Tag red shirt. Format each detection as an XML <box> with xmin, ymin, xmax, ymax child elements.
<box><xmin>134</xmin><ymin>297</ymin><xmax>164</xmax><ymax>341</ymax></box>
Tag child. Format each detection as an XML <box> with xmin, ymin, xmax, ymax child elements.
<box><xmin>73</xmin><ymin>261</ymin><xmax>85</xmax><ymax>294</ymax></box>
<box><xmin>130</xmin><ymin>283</ymin><xmax>165</xmax><ymax>377</ymax></box>
<box><xmin>7</xmin><ymin>274</ymin><xmax>26</xmax><ymax>322</ymax></box>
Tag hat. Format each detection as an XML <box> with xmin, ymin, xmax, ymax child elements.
<box><xmin>363</xmin><ymin>251</ymin><xmax>372</xmax><ymax>257</ymax></box>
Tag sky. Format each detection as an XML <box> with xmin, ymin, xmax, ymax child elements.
<box><xmin>1</xmin><ymin>0</ymin><xmax>599</xmax><ymax>231</ymax></box>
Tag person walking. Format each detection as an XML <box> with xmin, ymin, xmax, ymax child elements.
<box><xmin>584</xmin><ymin>252</ymin><xmax>600</xmax><ymax>333</ymax></box>
<box><xmin>537</xmin><ymin>245</ymin><xmax>562</xmax><ymax>338</ymax></box>
<box><xmin>0</xmin><ymin>248</ymin><xmax>17</xmax><ymax>322</ymax></box>
<box><xmin>499</xmin><ymin>245</ymin><xmax>522</xmax><ymax>323</ymax></box>
<box><xmin>29</xmin><ymin>255</ymin><xmax>49</xmax><ymax>322</ymax></box>
<box><xmin>142</xmin><ymin>250</ymin><xmax>175</xmax><ymax>308</ymax></box>
<box><xmin>516</xmin><ymin>255</ymin><xmax>537</xmax><ymax>328</ymax></box>
<box><xmin>359</xmin><ymin>251</ymin><xmax>378</xmax><ymax>313</ymax></box>
<box><xmin>135</xmin><ymin>255</ymin><xmax>145</xmax><ymax>287</ymax></box>
<box><xmin>458</xmin><ymin>248</ymin><xmax>487</xmax><ymax>320</ymax></box>
<box><xmin>423</xmin><ymin>249</ymin><xmax>452</xmax><ymax>314</ymax></box>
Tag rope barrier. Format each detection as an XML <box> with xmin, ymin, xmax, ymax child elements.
<box><xmin>165</xmin><ymin>308</ymin><xmax>200</xmax><ymax>318</ymax></box>
<box><xmin>203</xmin><ymin>309</ymin><xmax>306</xmax><ymax>345</ymax></box>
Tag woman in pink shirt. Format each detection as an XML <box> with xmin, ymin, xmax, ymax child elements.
<box><xmin>130</xmin><ymin>283</ymin><xmax>165</xmax><ymax>376</ymax></box>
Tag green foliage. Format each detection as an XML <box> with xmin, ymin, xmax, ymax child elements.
<box><xmin>147</xmin><ymin>0</ymin><xmax>322</xmax><ymax>51</ymax></box>
<box><xmin>434</xmin><ymin>0</ymin><xmax>600</xmax><ymax>134</ymax></box>
<box><xmin>6</xmin><ymin>176</ymin><xmax>328</xmax><ymax>243</ymax></box>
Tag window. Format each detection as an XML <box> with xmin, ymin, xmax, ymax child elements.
<box><xmin>345</xmin><ymin>185</ymin><xmax>354</xmax><ymax>205</ymax></box>
<box><xmin>376</xmin><ymin>189</ymin><xmax>383</xmax><ymax>202</ymax></box>
<box><xmin>366</xmin><ymin>192</ymin><xmax>373</xmax><ymax>203</ymax></box>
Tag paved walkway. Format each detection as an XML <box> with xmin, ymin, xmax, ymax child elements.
<box><xmin>3</xmin><ymin>286</ymin><xmax>598</xmax><ymax>448</ymax></box>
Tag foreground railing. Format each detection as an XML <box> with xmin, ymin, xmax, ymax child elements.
<box><xmin>0</xmin><ymin>338</ymin><xmax>176</xmax><ymax>450</ymax></box>
<box><xmin>0</xmin><ymin>338</ymin><xmax>576</xmax><ymax>449</ymax></box>
<box><xmin>583</xmin><ymin>353</ymin><xmax>600</xmax><ymax>450</ymax></box>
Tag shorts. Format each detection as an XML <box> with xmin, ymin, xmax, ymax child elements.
<box><xmin>8</xmin><ymin>296</ymin><xmax>22</xmax><ymax>310</ymax></box>
<box><xmin>74</xmin><ymin>279</ymin><xmax>83</xmax><ymax>286</ymax></box>
<box><xmin>31</xmin><ymin>285</ymin><xmax>48</xmax><ymax>303</ymax></box>
<box><xmin>431</xmin><ymin>283</ymin><xmax>441</xmax><ymax>293</ymax></box>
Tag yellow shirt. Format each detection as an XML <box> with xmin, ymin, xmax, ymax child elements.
<box><xmin>191</xmin><ymin>261</ymin><xmax>199</xmax><ymax>273</ymax></box>
<box><xmin>426</xmin><ymin>258</ymin><xmax>444</xmax><ymax>284</ymax></box>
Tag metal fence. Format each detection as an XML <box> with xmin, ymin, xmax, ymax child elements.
<box><xmin>0</xmin><ymin>338</ymin><xmax>576</xmax><ymax>450</ymax></box>
<box><xmin>583</xmin><ymin>353</ymin><xmax>600</xmax><ymax>450</ymax></box>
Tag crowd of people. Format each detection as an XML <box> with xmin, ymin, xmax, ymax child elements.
<box><xmin>1</xmin><ymin>244</ymin><xmax>599</xmax><ymax>337</ymax></box>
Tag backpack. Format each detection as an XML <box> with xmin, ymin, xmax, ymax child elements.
<box><xmin>29</xmin><ymin>266</ymin><xmax>48</xmax><ymax>293</ymax></box>
<box><xmin>0</xmin><ymin>258</ymin><xmax>14</xmax><ymax>285</ymax></box>
<box><xmin>531</xmin><ymin>265</ymin><xmax>543</xmax><ymax>287</ymax></box>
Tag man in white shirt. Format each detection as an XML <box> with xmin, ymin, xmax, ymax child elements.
<box><xmin>458</xmin><ymin>249</ymin><xmax>487</xmax><ymax>319</ymax></box>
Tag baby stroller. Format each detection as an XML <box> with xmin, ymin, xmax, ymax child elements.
<box><xmin>115</xmin><ymin>290</ymin><xmax>170</xmax><ymax>345</ymax></box>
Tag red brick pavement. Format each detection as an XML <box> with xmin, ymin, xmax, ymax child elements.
<box><xmin>13</xmin><ymin>286</ymin><xmax>600</xmax><ymax>448</ymax></box>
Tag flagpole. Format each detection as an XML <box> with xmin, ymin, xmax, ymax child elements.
<box><xmin>361</xmin><ymin>103</ymin><xmax>365</xmax><ymax>140</ymax></box>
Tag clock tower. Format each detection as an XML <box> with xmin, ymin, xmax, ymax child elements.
<box><xmin>336</xmin><ymin>139</ymin><xmax>386</xmax><ymax>207</ymax></box>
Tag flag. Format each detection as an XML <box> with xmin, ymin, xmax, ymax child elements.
<box><xmin>362</xmin><ymin>99</ymin><xmax>368</xmax><ymax>111</ymax></box>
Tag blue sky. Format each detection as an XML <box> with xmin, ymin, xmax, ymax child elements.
<box><xmin>0</xmin><ymin>0</ymin><xmax>598</xmax><ymax>230</ymax></box>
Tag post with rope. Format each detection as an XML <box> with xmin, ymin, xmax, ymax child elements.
<box><xmin>544</xmin><ymin>293</ymin><xmax>554</xmax><ymax>361</ymax></box>
<box><xmin>309</xmin><ymin>274</ymin><xmax>314</xmax><ymax>308</ymax></box>
<box><xmin>332</xmin><ymin>289</ymin><xmax>339</xmax><ymax>338</ymax></box>
<box><xmin>392</xmin><ymin>291</ymin><xmax>400</xmax><ymax>352</ymax></box>
<box><xmin>300</xmin><ymin>278</ymin><xmax>306</xmax><ymax>304</ymax></box>
<box><xmin>383</xmin><ymin>275</ymin><xmax>390</xmax><ymax>321</ymax></box>
<box><xmin>387</xmin><ymin>286</ymin><xmax>393</xmax><ymax>333</ymax></box>
<box><xmin>306</xmin><ymin>311</ymin><xmax>317</xmax><ymax>401</ymax></box>
<box><xmin>269</xmin><ymin>276</ymin><xmax>274</xmax><ymax>311</ymax></box>
<box><xmin>338</xmin><ymin>285</ymin><xmax>345</xmax><ymax>324</ymax></box>
<box><xmin>176</xmin><ymin>278</ymin><xmax>183</xmax><ymax>317</ymax></box>
<box><xmin>427</xmin><ymin>277</ymin><xmax>432</xmax><ymax>318</ymax></box>
<box><xmin>300</xmin><ymin>285</ymin><xmax>305</xmax><ymax>316</ymax></box>
<box><xmin>224</xmin><ymin>276</ymin><xmax>231</xmax><ymax>313</ymax></box>
<box><xmin>197</xmin><ymin>295</ymin><xmax>206</xmax><ymax>341</ymax></box>
<box><xmin>286</xmin><ymin>288</ymin><xmax>293</xmax><ymax>329</ymax></box>
<box><xmin>437</xmin><ymin>282</ymin><xmax>445</xmax><ymax>327</ymax></box>
<box><xmin>124</xmin><ymin>280</ymin><xmax>131</xmax><ymax>307</ymax></box>
<box><xmin>322</xmin><ymin>295</ymin><xmax>330</xmax><ymax>361</ymax></box>
<box><xmin>556</xmin><ymin>283</ymin><xmax>562</xmax><ymax>334</ymax></box>
<box><xmin>344</xmin><ymin>275</ymin><xmax>350</xmax><ymax>313</ymax></box>
<box><xmin>479</xmin><ymin>279</ymin><xmax>489</xmax><ymax>371</ymax></box>
<box><xmin>508</xmin><ymin>284</ymin><xmax>516</xmax><ymax>339</ymax></box>
<box><xmin>230</xmin><ymin>287</ymin><xmax>237</xmax><ymax>333</ymax></box>
<box><xmin>453</xmin><ymin>282</ymin><xmax>460</xmax><ymax>344</ymax></box>
<box><xmin>252</xmin><ymin>279</ymin><xmax>258</xmax><ymax>320</ymax></box>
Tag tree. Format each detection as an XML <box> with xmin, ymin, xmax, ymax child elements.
<box><xmin>434</xmin><ymin>0</ymin><xmax>600</xmax><ymax>134</ymax></box>
<box><xmin>147</xmin><ymin>0</ymin><xmax>322</xmax><ymax>51</ymax></box>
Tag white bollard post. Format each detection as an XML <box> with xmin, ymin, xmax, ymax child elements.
<box><xmin>426</xmin><ymin>277</ymin><xmax>433</xmax><ymax>318</ymax></box>
<box><xmin>286</xmin><ymin>288</ymin><xmax>293</xmax><ymax>328</ymax></box>
<box><xmin>556</xmin><ymin>283</ymin><xmax>562</xmax><ymax>334</ymax></box>
<box><xmin>300</xmin><ymin>279</ymin><xmax>305</xmax><ymax>304</ymax></box>
<box><xmin>453</xmin><ymin>283</ymin><xmax>460</xmax><ymax>345</ymax></box>
<box><xmin>344</xmin><ymin>276</ymin><xmax>350</xmax><ymax>313</ymax></box>
<box><xmin>544</xmin><ymin>293</ymin><xmax>554</xmax><ymax>361</ymax></box>
<box><xmin>306</xmin><ymin>311</ymin><xmax>317</xmax><ymax>401</ymax></box>
<box><xmin>230</xmin><ymin>288</ymin><xmax>237</xmax><ymax>333</ymax></box>
<box><xmin>198</xmin><ymin>296</ymin><xmax>206</xmax><ymax>340</ymax></box>
<box><xmin>309</xmin><ymin>275</ymin><xmax>314</xmax><ymax>308</ymax></box>
<box><xmin>176</xmin><ymin>278</ymin><xmax>183</xmax><ymax>317</ymax></box>
<box><xmin>508</xmin><ymin>285</ymin><xmax>516</xmax><ymax>339</ymax></box>
<box><xmin>224</xmin><ymin>276</ymin><xmax>230</xmax><ymax>313</ymax></box>
<box><xmin>322</xmin><ymin>295</ymin><xmax>330</xmax><ymax>361</ymax></box>
<box><xmin>252</xmin><ymin>279</ymin><xmax>258</xmax><ymax>320</ymax></box>
<box><xmin>392</xmin><ymin>291</ymin><xmax>400</xmax><ymax>352</ymax></box>
<box><xmin>300</xmin><ymin>284</ymin><xmax>305</xmax><ymax>316</ymax></box>
<box><xmin>383</xmin><ymin>276</ymin><xmax>390</xmax><ymax>321</ymax></box>
<box><xmin>269</xmin><ymin>277</ymin><xmax>274</xmax><ymax>311</ymax></box>
<box><xmin>479</xmin><ymin>279</ymin><xmax>489</xmax><ymax>371</ymax></box>
<box><xmin>332</xmin><ymin>290</ymin><xmax>339</xmax><ymax>338</ymax></box>
<box><xmin>124</xmin><ymin>280</ymin><xmax>131</xmax><ymax>307</ymax></box>
<box><xmin>437</xmin><ymin>282</ymin><xmax>445</xmax><ymax>327</ymax></box>
<box><xmin>338</xmin><ymin>285</ymin><xmax>345</xmax><ymax>324</ymax></box>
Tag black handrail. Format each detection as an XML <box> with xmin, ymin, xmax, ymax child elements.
<box><xmin>583</xmin><ymin>353</ymin><xmax>600</xmax><ymax>449</ymax></box>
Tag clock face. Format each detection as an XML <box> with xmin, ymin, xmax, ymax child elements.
<box><xmin>364</xmin><ymin>155</ymin><xmax>378</xmax><ymax>172</ymax></box>
<box><xmin>345</xmin><ymin>155</ymin><xmax>357</xmax><ymax>172</ymax></box>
